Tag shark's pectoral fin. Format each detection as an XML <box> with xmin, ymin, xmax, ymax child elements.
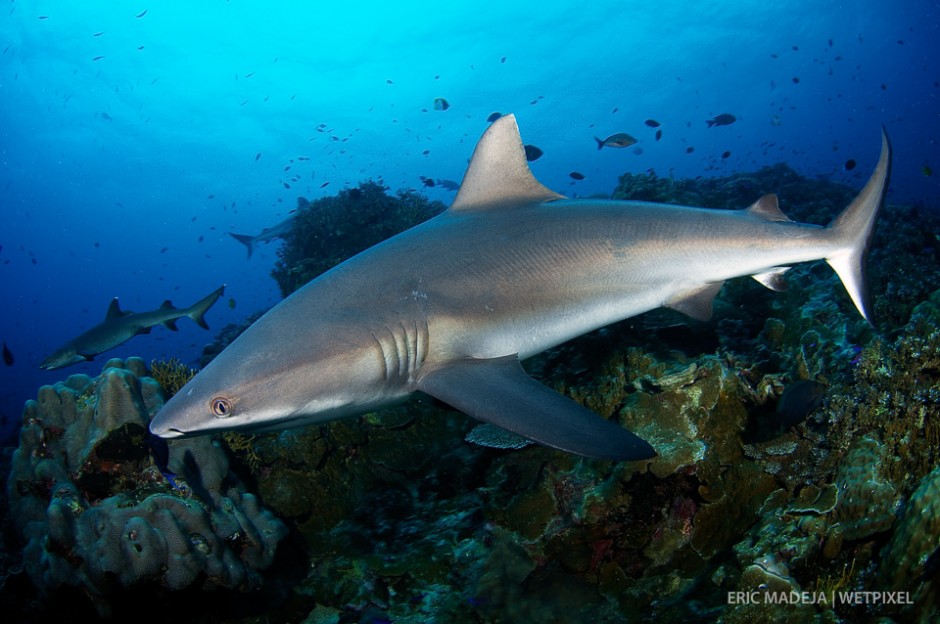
<box><xmin>417</xmin><ymin>356</ymin><xmax>656</xmax><ymax>461</ymax></box>
<box><xmin>665</xmin><ymin>282</ymin><xmax>725</xmax><ymax>321</ymax></box>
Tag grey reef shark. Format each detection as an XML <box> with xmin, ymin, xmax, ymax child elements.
<box><xmin>151</xmin><ymin>114</ymin><xmax>890</xmax><ymax>462</ymax></box>
<box><xmin>41</xmin><ymin>286</ymin><xmax>225</xmax><ymax>370</ymax></box>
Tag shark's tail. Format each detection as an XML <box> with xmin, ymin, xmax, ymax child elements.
<box><xmin>185</xmin><ymin>285</ymin><xmax>226</xmax><ymax>330</ymax></box>
<box><xmin>825</xmin><ymin>129</ymin><xmax>891</xmax><ymax>325</ymax></box>
<box><xmin>230</xmin><ymin>233</ymin><xmax>255</xmax><ymax>258</ymax></box>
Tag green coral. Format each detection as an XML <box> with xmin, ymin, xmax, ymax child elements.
<box><xmin>148</xmin><ymin>357</ymin><xmax>197</xmax><ymax>399</ymax></box>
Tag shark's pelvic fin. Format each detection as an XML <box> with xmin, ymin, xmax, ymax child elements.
<box><xmin>450</xmin><ymin>114</ymin><xmax>565</xmax><ymax>213</ymax></box>
<box><xmin>417</xmin><ymin>355</ymin><xmax>657</xmax><ymax>461</ymax></box>
<box><xmin>665</xmin><ymin>282</ymin><xmax>725</xmax><ymax>321</ymax></box>
<box><xmin>825</xmin><ymin>129</ymin><xmax>892</xmax><ymax>325</ymax></box>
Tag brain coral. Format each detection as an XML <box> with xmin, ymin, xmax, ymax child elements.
<box><xmin>5</xmin><ymin>357</ymin><xmax>286</xmax><ymax>610</ymax></box>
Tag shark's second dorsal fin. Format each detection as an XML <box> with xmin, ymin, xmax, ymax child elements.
<box><xmin>450</xmin><ymin>114</ymin><xmax>565</xmax><ymax>213</ymax></box>
<box><xmin>105</xmin><ymin>298</ymin><xmax>127</xmax><ymax>320</ymax></box>
<box><xmin>746</xmin><ymin>194</ymin><xmax>791</xmax><ymax>222</ymax></box>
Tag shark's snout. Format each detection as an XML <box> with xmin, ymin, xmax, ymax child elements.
<box><xmin>148</xmin><ymin>420</ymin><xmax>186</xmax><ymax>439</ymax></box>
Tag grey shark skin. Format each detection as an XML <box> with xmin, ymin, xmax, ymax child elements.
<box><xmin>230</xmin><ymin>215</ymin><xmax>296</xmax><ymax>258</ymax></box>
<box><xmin>150</xmin><ymin>114</ymin><xmax>890</xmax><ymax>462</ymax></box>
<box><xmin>41</xmin><ymin>285</ymin><xmax>225</xmax><ymax>370</ymax></box>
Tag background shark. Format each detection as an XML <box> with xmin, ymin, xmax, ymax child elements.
<box><xmin>150</xmin><ymin>115</ymin><xmax>889</xmax><ymax>461</ymax></box>
<box><xmin>230</xmin><ymin>214</ymin><xmax>297</xmax><ymax>259</ymax></box>
<box><xmin>41</xmin><ymin>286</ymin><xmax>225</xmax><ymax>370</ymax></box>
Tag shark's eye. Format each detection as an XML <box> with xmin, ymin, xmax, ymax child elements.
<box><xmin>211</xmin><ymin>397</ymin><xmax>233</xmax><ymax>418</ymax></box>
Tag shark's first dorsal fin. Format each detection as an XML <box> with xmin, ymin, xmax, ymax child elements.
<box><xmin>105</xmin><ymin>298</ymin><xmax>126</xmax><ymax>320</ymax></box>
<box><xmin>450</xmin><ymin>114</ymin><xmax>565</xmax><ymax>213</ymax></box>
<box><xmin>159</xmin><ymin>300</ymin><xmax>177</xmax><ymax>311</ymax></box>
<box><xmin>746</xmin><ymin>194</ymin><xmax>791</xmax><ymax>222</ymax></box>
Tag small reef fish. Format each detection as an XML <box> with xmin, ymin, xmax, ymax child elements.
<box><xmin>487</xmin><ymin>112</ymin><xmax>503</xmax><ymax>122</ymax></box>
<box><xmin>644</xmin><ymin>119</ymin><xmax>661</xmax><ymax>128</ymax></box>
<box><xmin>433</xmin><ymin>97</ymin><xmax>450</xmax><ymax>111</ymax></box>
<box><xmin>523</xmin><ymin>144</ymin><xmax>543</xmax><ymax>161</ymax></box>
<box><xmin>706</xmin><ymin>113</ymin><xmax>737</xmax><ymax>127</ymax></box>
<box><xmin>594</xmin><ymin>132</ymin><xmax>637</xmax><ymax>149</ymax></box>
<box><xmin>569</xmin><ymin>172</ymin><xmax>585</xmax><ymax>180</ymax></box>
<box><xmin>150</xmin><ymin>114</ymin><xmax>890</xmax><ymax>462</ymax></box>
<box><xmin>145</xmin><ymin>432</ymin><xmax>181</xmax><ymax>490</ymax></box>
<box><xmin>2</xmin><ymin>341</ymin><xmax>13</xmax><ymax>366</ymax></box>
<box><xmin>777</xmin><ymin>380</ymin><xmax>828</xmax><ymax>429</ymax></box>
<box><xmin>437</xmin><ymin>179</ymin><xmax>460</xmax><ymax>191</ymax></box>
<box><xmin>41</xmin><ymin>286</ymin><xmax>225</xmax><ymax>370</ymax></box>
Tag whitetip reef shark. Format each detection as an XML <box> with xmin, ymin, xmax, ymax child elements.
<box><xmin>150</xmin><ymin>115</ymin><xmax>890</xmax><ymax>461</ymax></box>
<box><xmin>41</xmin><ymin>286</ymin><xmax>225</xmax><ymax>370</ymax></box>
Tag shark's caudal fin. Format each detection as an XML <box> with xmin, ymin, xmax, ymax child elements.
<box><xmin>418</xmin><ymin>355</ymin><xmax>657</xmax><ymax>461</ymax></box>
<box><xmin>825</xmin><ymin>129</ymin><xmax>892</xmax><ymax>325</ymax></box>
<box><xmin>185</xmin><ymin>285</ymin><xmax>225</xmax><ymax>330</ymax></box>
<box><xmin>230</xmin><ymin>233</ymin><xmax>255</xmax><ymax>258</ymax></box>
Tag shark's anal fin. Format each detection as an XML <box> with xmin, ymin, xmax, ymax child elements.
<box><xmin>752</xmin><ymin>267</ymin><xmax>791</xmax><ymax>291</ymax></box>
<box><xmin>417</xmin><ymin>356</ymin><xmax>657</xmax><ymax>461</ymax></box>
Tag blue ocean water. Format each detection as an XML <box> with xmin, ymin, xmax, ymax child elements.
<box><xmin>0</xmin><ymin>0</ymin><xmax>937</xmax><ymax>442</ymax></box>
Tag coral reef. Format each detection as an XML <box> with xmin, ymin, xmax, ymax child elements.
<box><xmin>5</xmin><ymin>358</ymin><xmax>286</xmax><ymax>615</ymax></box>
<box><xmin>208</xmin><ymin>170</ymin><xmax>939</xmax><ymax>623</ymax></box>
<box><xmin>879</xmin><ymin>464</ymin><xmax>940</xmax><ymax>616</ymax></box>
<box><xmin>148</xmin><ymin>357</ymin><xmax>197</xmax><ymax>398</ymax></box>
<box><xmin>4</xmin><ymin>166</ymin><xmax>940</xmax><ymax>622</ymax></box>
<box><xmin>271</xmin><ymin>182</ymin><xmax>445</xmax><ymax>297</ymax></box>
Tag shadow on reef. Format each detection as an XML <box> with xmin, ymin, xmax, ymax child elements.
<box><xmin>4</xmin><ymin>170</ymin><xmax>940</xmax><ymax>623</ymax></box>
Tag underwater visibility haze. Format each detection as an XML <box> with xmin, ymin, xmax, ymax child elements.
<box><xmin>1</xmin><ymin>1</ymin><xmax>940</xmax><ymax>622</ymax></box>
